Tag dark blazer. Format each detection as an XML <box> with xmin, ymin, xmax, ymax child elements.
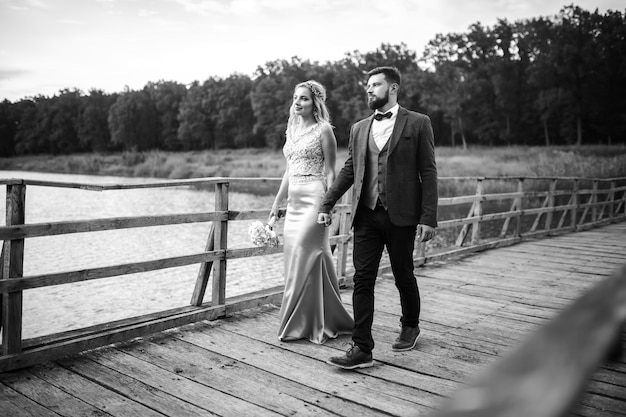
<box><xmin>320</xmin><ymin>106</ymin><xmax>438</xmax><ymax>228</ymax></box>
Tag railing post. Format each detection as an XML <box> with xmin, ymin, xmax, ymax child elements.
<box><xmin>545</xmin><ymin>179</ymin><xmax>556</xmax><ymax>231</ymax></box>
<box><xmin>212</xmin><ymin>181</ymin><xmax>229</xmax><ymax>306</ymax></box>
<box><xmin>515</xmin><ymin>179</ymin><xmax>524</xmax><ymax>237</ymax></box>
<box><xmin>416</xmin><ymin>237</ymin><xmax>426</xmax><ymax>261</ymax></box>
<box><xmin>190</xmin><ymin>223</ymin><xmax>215</xmax><ymax>306</ymax></box>
<box><xmin>335</xmin><ymin>193</ymin><xmax>351</xmax><ymax>285</ymax></box>
<box><xmin>470</xmin><ymin>179</ymin><xmax>483</xmax><ymax>245</ymax></box>
<box><xmin>455</xmin><ymin>200</ymin><xmax>475</xmax><ymax>247</ymax></box>
<box><xmin>616</xmin><ymin>180</ymin><xmax>626</xmax><ymax>217</ymax></box>
<box><xmin>0</xmin><ymin>242</ymin><xmax>4</xmax><ymax>335</ymax></box>
<box><xmin>609</xmin><ymin>180</ymin><xmax>616</xmax><ymax>221</ymax></box>
<box><xmin>2</xmin><ymin>183</ymin><xmax>25</xmax><ymax>355</ymax></box>
<box><xmin>572</xmin><ymin>179</ymin><xmax>579</xmax><ymax>229</ymax></box>
<box><xmin>500</xmin><ymin>178</ymin><xmax>524</xmax><ymax>239</ymax></box>
<box><xmin>592</xmin><ymin>180</ymin><xmax>599</xmax><ymax>222</ymax></box>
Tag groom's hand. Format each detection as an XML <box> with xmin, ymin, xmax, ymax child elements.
<box><xmin>417</xmin><ymin>224</ymin><xmax>435</xmax><ymax>242</ymax></box>
<box><xmin>318</xmin><ymin>213</ymin><xmax>332</xmax><ymax>227</ymax></box>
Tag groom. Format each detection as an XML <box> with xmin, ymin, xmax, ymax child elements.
<box><xmin>318</xmin><ymin>66</ymin><xmax>438</xmax><ymax>369</ymax></box>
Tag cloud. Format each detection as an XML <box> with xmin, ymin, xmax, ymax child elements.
<box><xmin>171</xmin><ymin>0</ymin><xmax>226</xmax><ymax>16</ymax></box>
<box><xmin>170</xmin><ymin>0</ymin><xmax>350</xmax><ymax>18</ymax></box>
<box><xmin>138</xmin><ymin>9</ymin><xmax>159</xmax><ymax>18</ymax></box>
<box><xmin>4</xmin><ymin>0</ymin><xmax>50</xmax><ymax>11</ymax></box>
<box><xmin>0</xmin><ymin>68</ymin><xmax>30</xmax><ymax>81</ymax></box>
<box><xmin>56</xmin><ymin>19</ymin><xmax>85</xmax><ymax>25</ymax></box>
<box><xmin>2</xmin><ymin>0</ymin><xmax>624</xmax><ymax>102</ymax></box>
<box><xmin>12</xmin><ymin>0</ymin><xmax>52</xmax><ymax>9</ymax></box>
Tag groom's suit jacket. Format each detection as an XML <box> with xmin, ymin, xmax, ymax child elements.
<box><xmin>320</xmin><ymin>106</ymin><xmax>438</xmax><ymax>228</ymax></box>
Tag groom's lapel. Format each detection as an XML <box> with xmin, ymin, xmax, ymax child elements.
<box><xmin>356</xmin><ymin>119</ymin><xmax>373</xmax><ymax>161</ymax></box>
<box><xmin>387</xmin><ymin>107</ymin><xmax>408</xmax><ymax>156</ymax></box>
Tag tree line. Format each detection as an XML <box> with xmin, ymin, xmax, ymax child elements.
<box><xmin>0</xmin><ymin>4</ymin><xmax>624</xmax><ymax>158</ymax></box>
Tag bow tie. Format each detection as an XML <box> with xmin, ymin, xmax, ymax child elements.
<box><xmin>373</xmin><ymin>112</ymin><xmax>392</xmax><ymax>121</ymax></box>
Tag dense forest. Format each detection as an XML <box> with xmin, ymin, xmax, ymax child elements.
<box><xmin>1</xmin><ymin>5</ymin><xmax>624</xmax><ymax>157</ymax></box>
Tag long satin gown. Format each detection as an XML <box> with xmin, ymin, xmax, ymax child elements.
<box><xmin>277</xmin><ymin>122</ymin><xmax>354</xmax><ymax>344</ymax></box>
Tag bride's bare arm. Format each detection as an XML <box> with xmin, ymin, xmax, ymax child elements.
<box><xmin>320</xmin><ymin>124</ymin><xmax>337</xmax><ymax>188</ymax></box>
<box><xmin>271</xmin><ymin>164</ymin><xmax>289</xmax><ymax>220</ymax></box>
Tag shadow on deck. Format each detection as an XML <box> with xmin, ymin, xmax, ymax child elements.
<box><xmin>1</xmin><ymin>223</ymin><xmax>625</xmax><ymax>417</ymax></box>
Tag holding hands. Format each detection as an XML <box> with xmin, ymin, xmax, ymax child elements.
<box><xmin>416</xmin><ymin>224</ymin><xmax>435</xmax><ymax>242</ymax></box>
<box><xmin>317</xmin><ymin>212</ymin><xmax>332</xmax><ymax>227</ymax></box>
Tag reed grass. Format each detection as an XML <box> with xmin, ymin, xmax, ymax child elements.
<box><xmin>1</xmin><ymin>145</ymin><xmax>625</xmax><ymax>195</ymax></box>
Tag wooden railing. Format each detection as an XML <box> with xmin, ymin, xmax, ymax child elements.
<box><xmin>429</xmin><ymin>263</ymin><xmax>626</xmax><ymax>417</ymax></box>
<box><xmin>416</xmin><ymin>176</ymin><xmax>626</xmax><ymax>264</ymax></box>
<box><xmin>1</xmin><ymin>175</ymin><xmax>625</xmax><ymax>374</ymax></box>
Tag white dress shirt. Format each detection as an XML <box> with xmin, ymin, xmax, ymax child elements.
<box><xmin>371</xmin><ymin>104</ymin><xmax>399</xmax><ymax>150</ymax></box>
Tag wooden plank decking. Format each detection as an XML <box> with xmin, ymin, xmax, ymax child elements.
<box><xmin>1</xmin><ymin>223</ymin><xmax>625</xmax><ymax>417</ymax></box>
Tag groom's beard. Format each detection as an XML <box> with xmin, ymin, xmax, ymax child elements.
<box><xmin>368</xmin><ymin>89</ymin><xmax>390</xmax><ymax>110</ymax></box>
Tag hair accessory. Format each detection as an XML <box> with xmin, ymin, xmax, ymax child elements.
<box><xmin>305</xmin><ymin>81</ymin><xmax>326</xmax><ymax>102</ymax></box>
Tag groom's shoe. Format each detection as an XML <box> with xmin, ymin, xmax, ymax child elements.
<box><xmin>392</xmin><ymin>325</ymin><xmax>421</xmax><ymax>352</ymax></box>
<box><xmin>327</xmin><ymin>344</ymin><xmax>373</xmax><ymax>370</ymax></box>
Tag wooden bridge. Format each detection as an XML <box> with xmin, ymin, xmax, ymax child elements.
<box><xmin>1</xmin><ymin>175</ymin><xmax>626</xmax><ymax>416</ymax></box>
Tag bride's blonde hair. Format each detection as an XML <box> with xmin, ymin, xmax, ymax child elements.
<box><xmin>286</xmin><ymin>80</ymin><xmax>331</xmax><ymax>134</ymax></box>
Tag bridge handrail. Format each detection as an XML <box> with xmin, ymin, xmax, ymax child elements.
<box><xmin>429</xmin><ymin>263</ymin><xmax>626</xmax><ymax>417</ymax></box>
<box><xmin>1</xmin><ymin>175</ymin><xmax>626</xmax><ymax>375</ymax></box>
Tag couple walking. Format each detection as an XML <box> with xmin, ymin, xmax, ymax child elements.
<box><xmin>269</xmin><ymin>66</ymin><xmax>438</xmax><ymax>370</ymax></box>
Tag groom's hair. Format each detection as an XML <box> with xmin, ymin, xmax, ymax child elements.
<box><xmin>367</xmin><ymin>66</ymin><xmax>401</xmax><ymax>86</ymax></box>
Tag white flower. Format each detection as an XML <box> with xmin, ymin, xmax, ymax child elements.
<box><xmin>248</xmin><ymin>219</ymin><xmax>279</xmax><ymax>247</ymax></box>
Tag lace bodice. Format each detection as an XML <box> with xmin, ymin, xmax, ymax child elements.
<box><xmin>283</xmin><ymin>122</ymin><xmax>328</xmax><ymax>183</ymax></box>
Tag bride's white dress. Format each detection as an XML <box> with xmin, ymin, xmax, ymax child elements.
<box><xmin>277</xmin><ymin>122</ymin><xmax>354</xmax><ymax>344</ymax></box>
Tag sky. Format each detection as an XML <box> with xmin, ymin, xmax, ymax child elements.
<box><xmin>0</xmin><ymin>0</ymin><xmax>623</xmax><ymax>102</ymax></box>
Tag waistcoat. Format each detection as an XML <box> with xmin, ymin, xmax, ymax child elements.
<box><xmin>362</xmin><ymin>129</ymin><xmax>389</xmax><ymax>210</ymax></box>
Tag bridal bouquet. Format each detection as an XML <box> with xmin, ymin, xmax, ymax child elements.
<box><xmin>248</xmin><ymin>216</ymin><xmax>279</xmax><ymax>248</ymax></box>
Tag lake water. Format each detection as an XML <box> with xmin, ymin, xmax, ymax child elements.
<box><xmin>0</xmin><ymin>171</ymin><xmax>283</xmax><ymax>339</ymax></box>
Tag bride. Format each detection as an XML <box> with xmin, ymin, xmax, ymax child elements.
<box><xmin>269</xmin><ymin>80</ymin><xmax>353</xmax><ymax>344</ymax></box>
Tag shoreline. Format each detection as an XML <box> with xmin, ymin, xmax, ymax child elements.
<box><xmin>2</xmin><ymin>145</ymin><xmax>626</xmax><ymax>182</ymax></box>
<box><xmin>0</xmin><ymin>149</ymin><xmax>288</xmax><ymax>179</ymax></box>
<box><xmin>0</xmin><ymin>149</ymin><xmax>290</xmax><ymax>195</ymax></box>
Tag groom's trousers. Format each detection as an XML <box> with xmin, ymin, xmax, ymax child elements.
<box><xmin>351</xmin><ymin>203</ymin><xmax>420</xmax><ymax>353</ymax></box>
